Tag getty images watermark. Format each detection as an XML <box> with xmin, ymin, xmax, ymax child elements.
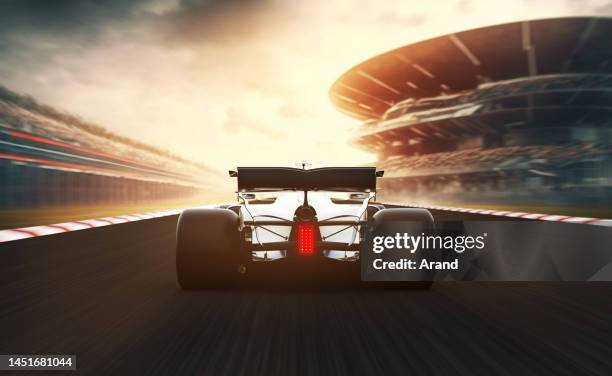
<box><xmin>360</xmin><ymin>220</ymin><xmax>492</xmax><ymax>281</ymax></box>
<box><xmin>362</xmin><ymin>220</ymin><xmax>612</xmax><ymax>281</ymax></box>
<box><xmin>371</xmin><ymin>231</ymin><xmax>487</xmax><ymax>271</ymax></box>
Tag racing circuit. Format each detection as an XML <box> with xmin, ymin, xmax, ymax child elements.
<box><xmin>1</xmin><ymin>209</ymin><xmax>612</xmax><ymax>375</ymax></box>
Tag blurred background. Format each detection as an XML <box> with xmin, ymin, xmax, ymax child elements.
<box><xmin>1</xmin><ymin>0</ymin><xmax>612</xmax><ymax>228</ymax></box>
<box><xmin>331</xmin><ymin>18</ymin><xmax>612</xmax><ymax>217</ymax></box>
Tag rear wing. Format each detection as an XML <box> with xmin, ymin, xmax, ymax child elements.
<box><xmin>229</xmin><ymin>167</ymin><xmax>383</xmax><ymax>192</ymax></box>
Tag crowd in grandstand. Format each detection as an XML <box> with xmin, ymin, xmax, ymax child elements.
<box><xmin>374</xmin><ymin>74</ymin><xmax>612</xmax><ymax>126</ymax></box>
<box><xmin>0</xmin><ymin>86</ymin><xmax>217</xmax><ymax>209</ymax></box>
<box><xmin>0</xmin><ymin>86</ymin><xmax>212</xmax><ymax>185</ymax></box>
<box><xmin>333</xmin><ymin>19</ymin><xmax>612</xmax><ymax>210</ymax></box>
<box><xmin>379</xmin><ymin>143</ymin><xmax>612</xmax><ymax>177</ymax></box>
<box><xmin>361</xmin><ymin>74</ymin><xmax>612</xmax><ymax>207</ymax></box>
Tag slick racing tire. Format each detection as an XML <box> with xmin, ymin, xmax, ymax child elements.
<box><xmin>366</xmin><ymin>204</ymin><xmax>386</xmax><ymax>220</ymax></box>
<box><xmin>176</xmin><ymin>208</ymin><xmax>240</xmax><ymax>289</ymax></box>
<box><xmin>372</xmin><ymin>208</ymin><xmax>435</xmax><ymax>289</ymax></box>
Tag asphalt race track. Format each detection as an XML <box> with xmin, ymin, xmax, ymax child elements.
<box><xmin>0</xmin><ymin>212</ymin><xmax>611</xmax><ymax>375</ymax></box>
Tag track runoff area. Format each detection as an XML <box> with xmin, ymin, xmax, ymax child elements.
<box><xmin>0</xmin><ymin>202</ymin><xmax>610</xmax><ymax>244</ymax></box>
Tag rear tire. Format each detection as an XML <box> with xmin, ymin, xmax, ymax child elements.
<box><xmin>366</xmin><ymin>204</ymin><xmax>386</xmax><ymax>220</ymax></box>
<box><xmin>176</xmin><ymin>208</ymin><xmax>240</xmax><ymax>289</ymax></box>
<box><xmin>372</xmin><ymin>208</ymin><xmax>435</xmax><ymax>289</ymax></box>
<box><xmin>373</xmin><ymin>207</ymin><xmax>434</xmax><ymax>223</ymax></box>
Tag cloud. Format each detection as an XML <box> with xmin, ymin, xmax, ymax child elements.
<box><xmin>456</xmin><ymin>0</ymin><xmax>473</xmax><ymax>13</ymax></box>
<box><xmin>276</xmin><ymin>102</ymin><xmax>312</xmax><ymax>119</ymax></box>
<box><xmin>0</xmin><ymin>0</ymin><xmax>284</xmax><ymax>61</ymax></box>
<box><xmin>160</xmin><ymin>0</ymin><xmax>283</xmax><ymax>46</ymax></box>
<box><xmin>377</xmin><ymin>11</ymin><xmax>428</xmax><ymax>27</ymax></box>
<box><xmin>0</xmin><ymin>0</ymin><xmax>145</xmax><ymax>41</ymax></box>
<box><xmin>1</xmin><ymin>0</ymin><xmax>597</xmax><ymax>172</ymax></box>
<box><xmin>224</xmin><ymin>106</ymin><xmax>286</xmax><ymax>140</ymax></box>
<box><xmin>595</xmin><ymin>1</ymin><xmax>612</xmax><ymax>14</ymax></box>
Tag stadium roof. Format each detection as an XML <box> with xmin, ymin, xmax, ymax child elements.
<box><xmin>330</xmin><ymin>17</ymin><xmax>612</xmax><ymax>120</ymax></box>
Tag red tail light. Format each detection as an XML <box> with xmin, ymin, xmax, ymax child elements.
<box><xmin>297</xmin><ymin>223</ymin><xmax>315</xmax><ymax>255</ymax></box>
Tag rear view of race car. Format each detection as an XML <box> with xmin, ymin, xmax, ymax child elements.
<box><xmin>175</xmin><ymin>167</ymin><xmax>434</xmax><ymax>288</ymax></box>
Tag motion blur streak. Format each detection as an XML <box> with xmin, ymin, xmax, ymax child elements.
<box><xmin>332</xmin><ymin>18</ymin><xmax>612</xmax><ymax>212</ymax></box>
<box><xmin>0</xmin><ymin>86</ymin><xmax>224</xmax><ymax>215</ymax></box>
<box><xmin>7</xmin><ymin>130</ymin><xmax>156</xmax><ymax>168</ymax></box>
<box><xmin>0</xmin><ymin>214</ymin><xmax>611</xmax><ymax>375</ymax></box>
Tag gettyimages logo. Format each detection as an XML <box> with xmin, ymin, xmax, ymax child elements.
<box><xmin>361</xmin><ymin>220</ymin><xmax>489</xmax><ymax>281</ymax></box>
<box><xmin>372</xmin><ymin>232</ymin><xmax>487</xmax><ymax>254</ymax></box>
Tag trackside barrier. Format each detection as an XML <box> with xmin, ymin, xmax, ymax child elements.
<box><xmin>387</xmin><ymin>202</ymin><xmax>612</xmax><ymax>227</ymax></box>
<box><xmin>0</xmin><ymin>208</ymin><xmax>186</xmax><ymax>243</ymax></box>
<box><xmin>0</xmin><ymin>204</ymin><xmax>236</xmax><ymax>243</ymax></box>
<box><xmin>2</xmin><ymin>202</ymin><xmax>611</xmax><ymax>244</ymax></box>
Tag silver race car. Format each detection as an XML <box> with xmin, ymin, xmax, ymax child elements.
<box><xmin>176</xmin><ymin>167</ymin><xmax>434</xmax><ymax>288</ymax></box>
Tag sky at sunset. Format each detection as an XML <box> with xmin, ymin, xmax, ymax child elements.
<box><xmin>1</xmin><ymin>0</ymin><xmax>612</xmax><ymax>172</ymax></box>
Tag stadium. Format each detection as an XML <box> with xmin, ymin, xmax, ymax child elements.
<box><xmin>330</xmin><ymin>17</ymin><xmax>612</xmax><ymax>211</ymax></box>
<box><xmin>0</xmin><ymin>86</ymin><xmax>219</xmax><ymax>213</ymax></box>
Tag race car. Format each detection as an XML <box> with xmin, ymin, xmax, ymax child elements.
<box><xmin>175</xmin><ymin>167</ymin><xmax>434</xmax><ymax>288</ymax></box>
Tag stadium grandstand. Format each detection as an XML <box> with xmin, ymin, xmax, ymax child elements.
<box><xmin>330</xmin><ymin>17</ymin><xmax>612</xmax><ymax>210</ymax></box>
<box><xmin>0</xmin><ymin>85</ymin><xmax>218</xmax><ymax>210</ymax></box>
